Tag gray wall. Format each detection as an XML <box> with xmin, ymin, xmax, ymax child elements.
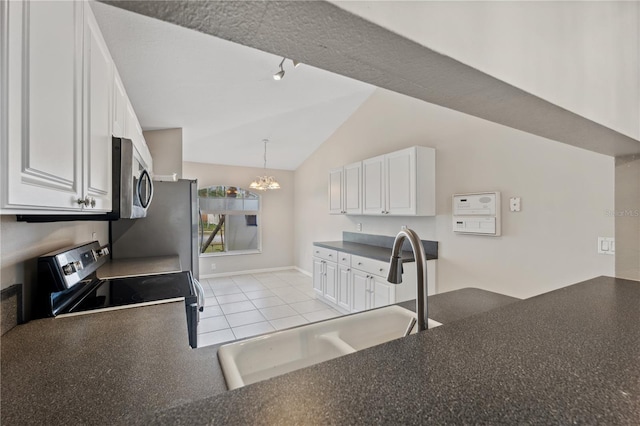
<box><xmin>294</xmin><ymin>88</ymin><xmax>615</xmax><ymax>299</ymax></box>
<box><xmin>144</xmin><ymin>128</ymin><xmax>183</xmax><ymax>178</ymax></box>
<box><xmin>183</xmin><ymin>161</ymin><xmax>294</xmax><ymax>276</ymax></box>
<box><xmin>615</xmin><ymin>155</ymin><xmax>640</xmax><ymax>280</ymax></box>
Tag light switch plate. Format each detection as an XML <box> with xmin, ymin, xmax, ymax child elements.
<box><xmin>597</xmin><ymin>237</ymin><xmax>615</xmax><ymax>255</ymax></box>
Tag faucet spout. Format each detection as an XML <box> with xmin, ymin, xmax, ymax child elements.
<box><xmin>387</xmin><ymin>228</ymin><xmax>429</xmax><ymax>332</ymax></box>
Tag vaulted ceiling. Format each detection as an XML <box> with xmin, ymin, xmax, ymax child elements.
<box><xmin>98</xmin><ymin>0</ymin><xmax>640</xmax><ymax>165</ymax></box>
<box><xmin>91</xmin><ymin>2</ymin><xmax>375</xmax><ymax>171</ymax></box>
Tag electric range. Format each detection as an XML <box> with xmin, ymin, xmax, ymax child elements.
<box><xmin>35</xmin><ymin>241</ymin><xmax>204</xmax><ymax>348</ymax></box>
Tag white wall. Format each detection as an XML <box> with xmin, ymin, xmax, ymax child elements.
<box><xmin>294</xmin><ymin>88</ymin><xmax>615</xmax><ymax>299</ymax></box>
<box><xmin>144</xmin><ymin>128</ymin><xmax>183</xmax><ymax>178</ymax></box>
<box><xmin>183</xmin><ymin>162</ymin><xmax>294</xmax><ymax>275</ymax></box>
<box><xmin>331</xmin><ymin>1</ymin><xmax>640</xmax><ymax>140</ymax></box>
<box><xmin>0</xmin><ymin>216</ymin><xmax>108</xmax><ymax>319</ymax></box>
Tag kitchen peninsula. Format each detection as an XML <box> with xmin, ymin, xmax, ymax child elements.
<box><xmin>2</xmin><ymin>276</ymin><xmax>638</xmax><ymax>424</ymax></box>
<box><xmin>141</xmin><ymin>276</ymin><xmax>639</xmax><ymax>424</ymax></box>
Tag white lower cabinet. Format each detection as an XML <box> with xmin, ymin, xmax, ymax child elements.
<box><xmin>312</xmin><ymin>247</ymin><xmax>338</xmax><ymax>305</ymax></box>
<box><xmin>337</xmin><ymin>264</ymin><xmax>351</xmax><ymax>311</ymax></box>
<box><xmin>350</xmin><ymin>267</ymin><xmax>394</xmax><ymax>312</ymax></box>
<box><xmin>312</xmin><ymin>246</ymin><xmax>429</xmax><ymax>314</ymax></box>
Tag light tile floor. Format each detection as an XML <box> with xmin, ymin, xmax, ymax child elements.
<box><xmin>197</xmin><ymin>270</ymin><xmax>343</xmax><ymax>347</ymax></box>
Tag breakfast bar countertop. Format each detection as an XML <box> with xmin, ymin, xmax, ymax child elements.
<box><xmin>136</xmin><ymin>276</ymin><xmax>640</xmax><ymax>425</ymax></box>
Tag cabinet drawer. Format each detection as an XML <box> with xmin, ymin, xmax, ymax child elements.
<box><xmin>351</xmin><ymin>255</ymin><xmax>389</xmax><ymax>277</ymax></box>
<box><xmin>312</xmin><ymin>246</ymin><xmax>338</xmax><ymax>262</ymax></box>
<box><xmin>337</xmin><ymin>252</ymin><xmax>351</xmax><ymax>266</ymax></box>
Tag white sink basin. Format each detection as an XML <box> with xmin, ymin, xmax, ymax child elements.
<box><xmin>218</xmin><ymin>305</ymin><xmax>442</xmax><ymax>390</ymax></box>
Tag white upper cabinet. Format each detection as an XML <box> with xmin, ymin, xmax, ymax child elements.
<box><xmin>83</xmin><ymin>4</ymin><xmax>112</xmax><ymax>211</ymax></box>
<box><xmin>363</xmin><ymin>146</ymin><xmax>435</xmax><ymax>216</ymax></box>
<box><xmin>328</xmin><ymin>167</ymin><xmax>343</xmax><ymax>214</ymax></box>
<box><xmin>362</xmin><ymin>155</ymin><xmax>385</xmax><ymax>215</ymax></box>
<box><xmin>328</xmin><ymin>162</ymin><xmax>362</xmax><ymax>215</ymax></box>
<box><xmin>125</xmin><ymin>98</ymin><xmax>153</xmax><ymax>172</ymax></box>
<box><xmin>1</xmin><ymin>0</ymin><xmax>149</xmax><ymax>213</ymax></box>
<box><xmin>2</xmin><ymin>0</ymin><xmax>85</xmax><ymax>211</ymax></box>
<box><xmin>343</xmin><ymin>162</ymin><xmax>362</xmax><ymax>214</ymax></box>
<box><xmin>112</xmin><ymin>71</ymin><xmax>127</xmax><ymax>138</ymax></box>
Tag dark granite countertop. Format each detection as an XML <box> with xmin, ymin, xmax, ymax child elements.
<box><xmin>135</xmin><ymin>276</ymin><xmax>640</xmax><ymax>424</ymax></box>
<box><xmin>0</xmin><ymin>302</ymin><xmax>227</xmax><ymax>425</ymax></box>
<box><xmin>314</xmin><ymin>240</ymin><xmax>437</xmax><ymax>262</ymax></box>
<box><xmin>400</xmin><ymin>287</ymin><xmax>520</xmax><ymax>324</ymax></box>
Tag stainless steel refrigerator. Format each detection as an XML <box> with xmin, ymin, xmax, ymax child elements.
<box><xmin>109</xmin><ymin>179</ymin><xmax>199</xmax><ymax>279</ymax></box>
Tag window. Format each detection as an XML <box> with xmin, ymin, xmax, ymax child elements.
<box><xmin>198</xmin><ymin>186</ymin><xmax>261</xmax><ymax>256</ymax></box>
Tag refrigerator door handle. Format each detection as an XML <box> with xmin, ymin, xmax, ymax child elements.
<box><xmin>192</xmin><ymin>278</ymin><xmax>205</xmax><ymax>312</ymax></box>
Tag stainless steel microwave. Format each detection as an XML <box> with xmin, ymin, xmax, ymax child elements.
<box><xmin>113</xmin><ymin>137</ymin><xmax>153</xmax><ymax>219</ymax></box>
<box><xmin>17</xmin><ymin>137</ymin><xmax>153</xmax><ymax>222</ymax></box>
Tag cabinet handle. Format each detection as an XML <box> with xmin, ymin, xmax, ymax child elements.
<box><xmin>328</xmin><ymin>254</ymin><xmax>332</xmax><ymax>257</ymax></box>
<box><xmin>358</xmin><ymin>262</ymin><xmax>362</xmax><ymax>266</ymax></box>
<box><xmin>76</xmin><ymin>196</ymin><xmax>95</xmax><ymax>208</ymax></box>
<box><xmin>379</xmin><ymin>268</ymin><xmax>384</xmax><ymax>272</ymax></box>
<box><xmin>381</xmin><ymin>210</ymin><xmax>385</xmax><ymax>214</ymax></box>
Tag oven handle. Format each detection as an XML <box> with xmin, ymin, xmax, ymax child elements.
<box><xmin>192</xmin><ymin>278</ymin><xmax>205</xmax><ymax>312</ymax></box>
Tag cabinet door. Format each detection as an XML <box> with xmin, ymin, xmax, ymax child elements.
<box><xmin>83</xmin><ymin>5</ymin><xmax>112</xmax><ymax>211</ymax></box>
<box><xmin>351</xmin><ymin>270</ymin><xmax>369</xmax><ymax>312</ymax></box>
<box><xmin>343</xmin><ymin>162</ymin><xmax>362</xmax><ymax>214</ymax></box>
<box><xmin>371</xmin><ymin>275</ymin><xmax>393</xmax><ymax>308</ymax></box>
<box><xmin>324</xmin><ymin>261</ymin><xmax>338</xmax><ymax>304</ymax></box>
<box><xmin>337</xmin><ymin>264</ymin><xmax>351</xmax><ymax>311</ymax></box>
<box><xmin>312</xmin><ymin>258</ymin><xmax>325</xmax><ymax>295</ymax></box>
<box><xmin>112</xmin><ymin>71</ymin><xmax>126</xmax><ymax>137</ymax></box>
<box><xmin>328</xmin><ymin>167</ymin><xmax>343</xmax><ymax>214</ymax></box>
<box><xmin>362</xmin><ymin>155</ymin><xmax>385</xmax><ymax>215</ymax></box>
<box><xmin>3</xmin><ymin>0</ymin><xmax>84</xmax><ymax>210</ymax></box>
<box><xmin>386</xmin><ymin>147</ymin><xmax>416</xmax><ymax>215</ymax></box>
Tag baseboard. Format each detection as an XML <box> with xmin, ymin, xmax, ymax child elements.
<box><xmin>295</xmin><ymin>266</ymin><xmax>312</xmax><ymax>277</ymax></box>
<box><xmin>200</xmin><ymin>265</ymin><xmax>298</xmax><ymax>279</ymax></box>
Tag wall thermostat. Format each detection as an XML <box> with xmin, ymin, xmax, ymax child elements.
<box><xmin>452</xmin><ymin>192</ymin><xmax>501</xmax><ymax>236</ymax></box>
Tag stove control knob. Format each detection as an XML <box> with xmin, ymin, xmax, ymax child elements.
<box><xmin>62</xmin><ymin>263</ymin><xmax>75</xmax><ymax>275</ymax></box>
<box><xmin>74</xmin><ymin>261</ymin><xmax>83</xmax><ymax>271</ymax></box>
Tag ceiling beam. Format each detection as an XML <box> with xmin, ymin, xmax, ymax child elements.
<box><xmin>102</xmin><ymin>0</ymin><xmax>640</xmax><ymax>157</ymax></box>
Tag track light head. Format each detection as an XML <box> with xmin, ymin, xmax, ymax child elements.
<box><xmin>292</xmin><ymin>59</ymin><xmax>301</xmax><ymax>68</ymax></box>
<box><xmin>273</xmin><ymin>57</ymin><xmax>286</xmax><ymax>81</ymax></box>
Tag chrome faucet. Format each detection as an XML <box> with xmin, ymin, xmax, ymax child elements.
<box><xmin>388</xmin><ymin>227</ymin><xmax>429</xmax><ymax>332</ymax></box>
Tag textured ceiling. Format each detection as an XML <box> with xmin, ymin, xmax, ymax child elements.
<box><xmin>91</xmin><ymin>2</ymin><xmax>375</xmax><ymax>170</ymax></box>
<box><xmin>102</xmin><ymin>0</ymin><xmax>640</xmax><ymax>157</ymax></box>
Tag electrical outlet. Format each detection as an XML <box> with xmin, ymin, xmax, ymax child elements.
<box><xmin>210</xmin><ymin>263</ymin><xmax>217</xmax><ymax>270</ymax></box>
<box><xmin>91</xmin><ymin>232</ymin><xmax>97</xmax><ymax>241</ymax></box>
<box><xmin>509</xmin><ymin>197</ymin><xmax>521</xmax><ymax>212</ymax></box>
<box><xmin>356</xmin><ymin>223</ymin><xmax>362</xmax><ymax>231</ymax></box>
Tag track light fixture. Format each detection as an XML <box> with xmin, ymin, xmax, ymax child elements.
<box><xmin>273</xmin><ymin>57</ymin><xmax>302</xmax><ymax>80</ymax></box>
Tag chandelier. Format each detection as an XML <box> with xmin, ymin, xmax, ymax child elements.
<box><xmin>250</xmin><ymin>139</ymin><xmax>281</xmax><ymax>191</ymax></box>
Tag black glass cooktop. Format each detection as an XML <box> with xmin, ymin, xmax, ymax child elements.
<box><xmin>69</xmin><ymin>271</ymin><xmax>194</xmax><ymax>313</ymax></box>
